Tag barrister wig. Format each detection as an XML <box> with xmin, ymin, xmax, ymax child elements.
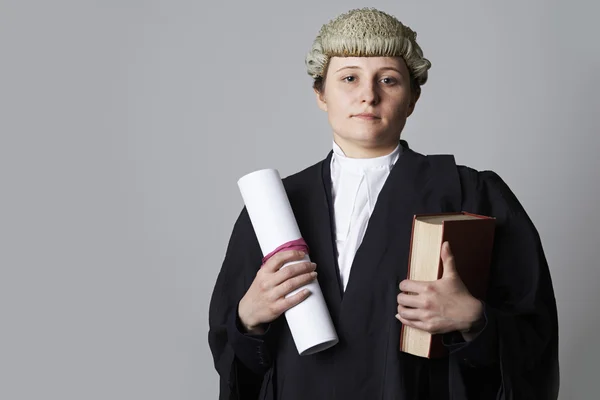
<box><xmin>306</xmin><ymin>8</ymin><xmax>432</xmax><ymax>90</ymax></box>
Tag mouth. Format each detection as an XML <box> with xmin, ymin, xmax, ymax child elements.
<box><xmin>353</xmin><ymin>113</ymin><xmax>380</xmax><ymax>120</ymax></box>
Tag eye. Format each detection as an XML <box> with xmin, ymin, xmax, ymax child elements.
<box><xmin>342</xmin><ymin>76</ymin><xmax>356</xmax><ymax>83</ymax></box>
<box><xmin>380</xmin><ymin>77</ymin><xmax>397</xmax><ymax>85</ymax></box>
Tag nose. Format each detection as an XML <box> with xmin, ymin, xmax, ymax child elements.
<box><xmin>360</xmin><ymin>80</ymin><xmax>380</xmax><ymax>105</ymax></box>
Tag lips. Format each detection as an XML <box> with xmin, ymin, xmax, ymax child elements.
<box><xmin>353</xmin><ymin>113</ymin><xmax>380</xmax><ymax>120</ymax></box>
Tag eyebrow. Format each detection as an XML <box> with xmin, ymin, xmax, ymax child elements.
<box><xmin>334</xmin><ymin>66</ymin><xmax>405</xmax><ymax>75</ymax></box>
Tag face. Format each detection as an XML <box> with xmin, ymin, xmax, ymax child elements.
<box><xmin>315</xmin><ymin>56</ymin><xmax>418</xmax><ymax>157</ymax></box>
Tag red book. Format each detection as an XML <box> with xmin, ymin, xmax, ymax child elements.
<box><xmin>399</xmin><ymin>212</ymin><xmax>496</xmax><ymax>358</ymax></box>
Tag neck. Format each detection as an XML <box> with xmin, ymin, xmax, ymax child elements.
<box><xmin>333</xmin><ymin>135</ymin><xmax>400</xmax><ymax>158</ymax></box>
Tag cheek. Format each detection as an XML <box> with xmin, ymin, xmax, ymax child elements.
<box><xmin>389</xmin><ymin>98</ymin><xmax>412</xmax><ymax>119</ymax></box>
<box><xmin>327</xmin><ymin>108</ymin><xmax>348</xmax><ymax>133</ymax></box>
<box><xmin>326</xmin><ymin>96</ymin><xmax>352</xmax><ymax>121</ymax></box>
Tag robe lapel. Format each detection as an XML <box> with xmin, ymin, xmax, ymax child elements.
<box><xmin>338</xmin><ymin>144</ymin><xmax>449</xmax><ymax>319</ymax></box>
<box><xmin>293</xmin><ymin>150</ymin><xmax>342</xmax><ymax>322</ymax></box>
<box><xmin>300</xmin><ymin>143</ymin><xmax>457</xmax><ymax>329</ymax></box>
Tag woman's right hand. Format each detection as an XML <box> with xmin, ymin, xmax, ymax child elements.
<box><xmin>238</xmin><ymin>250</ymin><xmax>318</xmax><ymax>334</ymax></box>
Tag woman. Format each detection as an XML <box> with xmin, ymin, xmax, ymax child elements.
<box><xmin>209</xmin><ymin>8</ymin><xmax>559</xmax><ymax>400</ymax></box>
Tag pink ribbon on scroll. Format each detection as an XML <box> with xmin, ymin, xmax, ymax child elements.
<box><xmin>261</xmin><ymin>238</ymin><xmax>310</xmax><ymax>266</ymax></box>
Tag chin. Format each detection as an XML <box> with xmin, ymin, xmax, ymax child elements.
<box><xmin>338</xmin><ymin>130</ymin><xmax>398</xmax><ymax>147</ymax></box>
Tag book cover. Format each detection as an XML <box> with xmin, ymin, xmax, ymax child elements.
<box><xmin>399</xmin><ymin>212</ymin><xmax>496</xmax><ymax>358</ymax></box>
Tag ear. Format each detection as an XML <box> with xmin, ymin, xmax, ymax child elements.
<box><xmin>406</xmin><ymin>90</ymin><xmax>420</xmax><ymax>118</ymax></box>
<box><xmin>314</xmin><ymin>88</ymin><xmax>328</xmax><ymax>112</ymax></box>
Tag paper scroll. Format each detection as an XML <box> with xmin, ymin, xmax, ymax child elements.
<box><xmin>238</xmin><ymin>169</ymin><xmax>338</xmax><ymax>355</ymax></box>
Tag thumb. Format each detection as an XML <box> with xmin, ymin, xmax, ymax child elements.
<box><xmin>441</xmin><ymin>241</ymin><xmax>457</xmax><ymax>278</ymax></box>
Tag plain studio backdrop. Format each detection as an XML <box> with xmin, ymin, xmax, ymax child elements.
<box><xmin>1</xmin><ymin>0</ymin><xmax>598</xmax><ymax>399</ymax></box>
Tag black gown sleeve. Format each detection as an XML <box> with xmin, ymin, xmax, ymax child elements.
<box><xmin>442</xmin><ymin>301</ymin><xmax>498</xmax><ymax>367</ymax></box>
<box><xmin>451</xmin><ymin>168</ymin><xmax>560</xmax><ymax>399</ymax></box>
<box><xmin>208</xmin><ymin>208</ymin><xmax>274</xmax><ymax>399</ymax></box>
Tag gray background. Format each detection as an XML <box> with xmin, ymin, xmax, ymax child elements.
<box><xmin>1</xmin><ymin>0</ymin><xmax>598</xmax><ymax>399</ymax></box>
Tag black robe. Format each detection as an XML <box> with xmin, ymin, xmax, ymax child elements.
<box><xmin>208</xmin><ymin>142</ymin><xmax>559</xmax><ymax>400</ymax></box>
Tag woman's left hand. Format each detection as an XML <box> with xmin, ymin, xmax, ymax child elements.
<box><xmin>396</xmin><ymin>241</ymin><xmax>484</xmax><ymax>339</ymax></box>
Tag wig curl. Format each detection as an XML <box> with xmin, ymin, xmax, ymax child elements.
<box><xmin>305</xmin><ymin>8</ymin><xmax>431</xmax><ymax>87</ymax></box>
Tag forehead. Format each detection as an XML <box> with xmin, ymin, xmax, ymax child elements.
<box><xmin>328</xmin><ymin>56</ymin><xmax>409</xmax><ymax>74</ymax></box>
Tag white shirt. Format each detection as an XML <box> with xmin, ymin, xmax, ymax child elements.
<box><xmin>330</xmin><ymin>141</ymin><xmax>401</xmax><ymax>291</ymax></box>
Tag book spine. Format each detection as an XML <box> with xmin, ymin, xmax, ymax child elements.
<box><xmin>399</xmin><ymin>215</ymin><xmax>419</xmax><ymax>350</ymax></box>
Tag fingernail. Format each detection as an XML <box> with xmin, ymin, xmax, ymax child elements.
<box><xmin>310</xmin><ymin>272</ymin><xmax>318</xmax><ymax>278</ymax></box>
<box><xmin>298</xmin><ymin>251</ymin><xmax>305</xmax><ymax>257</ymax></box>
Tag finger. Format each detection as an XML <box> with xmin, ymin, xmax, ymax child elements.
<box><xmin>441</xmin><ymin>241</ymin><xmax>457</xmax><ymax>278</ymax></box>
<box><xmin>397</xmin><ymin>292</ymin><xmax>424</xmax><ymax>308</ymax></box>
<box><xmin>396</xmin><ymin>314</ymin><xmax>436</xmax><ymax>334</ymax></box>
<box><xmin>273</xmin><ymin>271</ymin><xmax>318</xmax><ymax>299</ymax></box>
<box><xmin>272</xmin><ymin>261</ymin><xmax>316</xmax><ymax>287</ymax></box>
<box><xmin>274</xmin><ymin>287</ymin><xmax>312</xmax><ymax>315</ymax></box>
<box><xmin>396</xmin><ymin>305</ymin><xmax>422</xmax><ymax>321</ymax></box>
<box><xmin>262</xmin><ymin>250</ymin><xmax>307</xmax><ymax>273</ymax></box>
<box><xmin>399</xmin><ymin>279</ymin><xmax>434</xmax><ymax>295</ymax></box>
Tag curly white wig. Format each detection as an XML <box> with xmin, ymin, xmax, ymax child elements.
<box><xmin>306</xmin><ymin>8</ymin><xmax>431</xmax><ymax>87</ymax></box>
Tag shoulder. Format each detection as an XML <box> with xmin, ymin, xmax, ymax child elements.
<box><xmin>280</xmin><ymin>152</ymin><xmax>331</xmax><ymax>195</ymax></box>
<box><xmin>282</xmin><ymin>159</ymin><xmax>324</xmax><ymax>185</ymax></box>
<box><xmin>406</xmin><ymin>143</ymin><xmax>521</xmax><ymax>209</ymax></box>
<box><xmin>233</xmin><ymin>153</ymin><xmax>330</xmax><ymax>225</ymax></box>
<box><xmin>456</xmin><ymin>164</ymin><xmax>527</xmax><ymax>220</ymax></box>
<box><xmin>418</xmin><ymin>145</ymin><xmax>538</xmax><ymax>231</ymax></box>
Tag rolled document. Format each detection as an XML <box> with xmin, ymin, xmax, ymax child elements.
<box><xmin>237</xmin><ymin>168</ymin><xmax>339</xmax><ymax>355</ymax></box>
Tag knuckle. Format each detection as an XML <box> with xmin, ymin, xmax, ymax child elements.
<box><xmin>276</xmin><ymin>302</ymin><xmax>286</xmax><ymax>315</ymax></box>
<box><xmin>293</xmin><ymin>292</ymin><xmax>306</xmax><ymax>305</ymax></box>
<box><xmin>300</xmin><ymin>262</ymin><xmax>309</xmax><ymax>272</ymax></box>
<box><xmin>258</xmin><ymin>280</ymin><xmax>269</xmax><ymax>292</ymax></box>
<box><xmin>291</xmin><ymin>276</ymin><xmax>303</xmax><ymax>289</ymax></box>
<box><xmin>265</xmin><ymin>255</ymin><xmax>278</xmax><ymax>267</ymax></box>
<box><xmin>268</xmin><ymin>303</ymin><xmax>281</xmax><ymax>316</ymax></box>
<box><xmin>256</xmin><ymin>269</ymin><xmax>268</xmax><ymax>280</ymax></box>
<box><xmin>275</xmin><ymin>251</ymin><xmax>288</xmax><ymax>262</ymax></box>
<box><xmin>272</xmin><ymin>253</ymin><xmax>288</xmax><ymax>268</ymax></box>
<box><xmin>263</xmin><ymin>261</ymin><xmax>275</xmax><ymax>272</ymax></box>
<box><xmin>287</xmin><ymin>264</ymin><xmax>300</xmax><ymax>276</ymax></box>
<box><xmin>297</xmin><ymin>263</ymin><xmax>309</xmax><ymax>275</ymax></box>
<box><xmin>285</xmin><ymin>266</ymin><xmax>297</xmax><ymax>278</ymax></box>
<box><xmin>282</xmin><ymin>297</ymin><xmax>293</xmax><ymax>309</ymax></box>
<box><xmin>265</xmin><ymin>290</ymin><xmax>277</xmax><ymax>303</ymax></box>
<box><xmin>283</xmin><ymin>280</ymin><xmax>294</xmax><ymax>293</ymax></box>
